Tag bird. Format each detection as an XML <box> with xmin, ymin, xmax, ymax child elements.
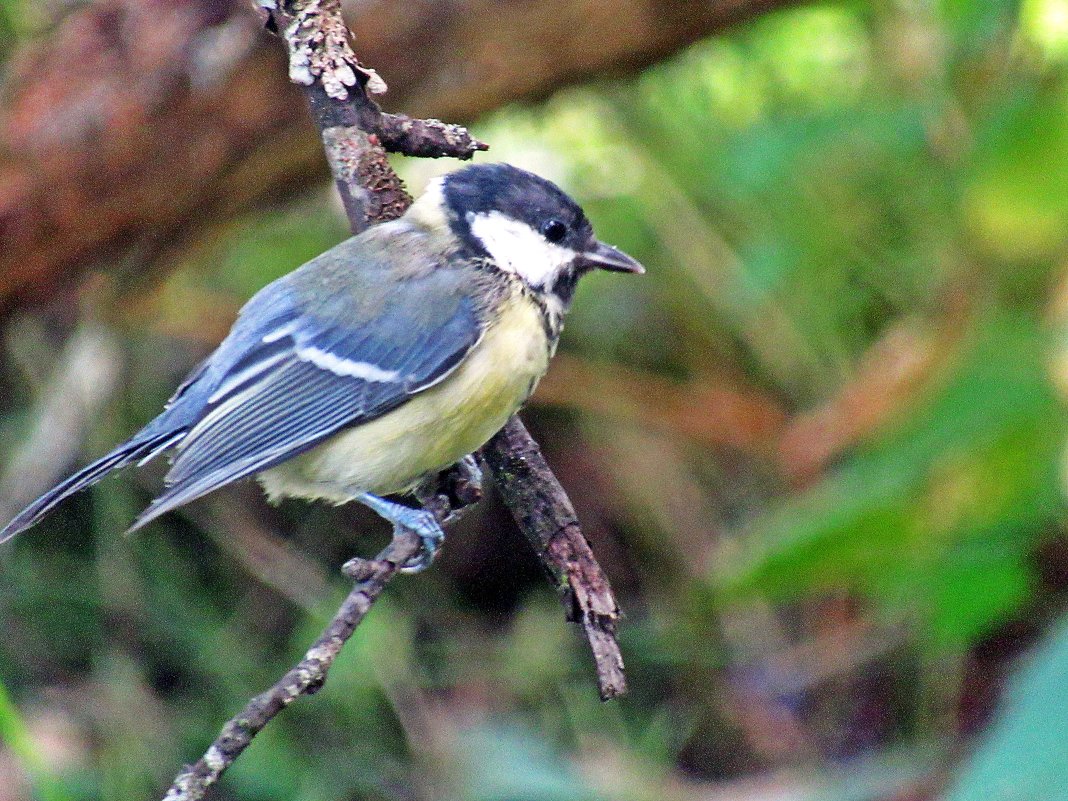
<box><xmin>0</xmin><ymin>163</ymin><xmax>644</xmax><ymax>571</ymax></box>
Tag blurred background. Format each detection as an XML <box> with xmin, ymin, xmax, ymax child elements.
<box><xmin>3</xmin><ymin>0</ymin><xmax>1068</xmax><ymax>799</ymax></box>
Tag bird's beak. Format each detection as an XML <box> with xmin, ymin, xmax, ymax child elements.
<box><xmin>580</xmin><ymin>240</ymin><xmax>646</xmax><ymax>274</ymax></box>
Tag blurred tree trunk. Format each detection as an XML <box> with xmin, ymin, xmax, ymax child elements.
<box><xmin>0</xmin><ymin>0</ymin><xmax>797</xmax><ymax>312</ymax></box>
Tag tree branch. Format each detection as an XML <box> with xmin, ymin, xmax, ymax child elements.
<box><xmin>162</xmin><ymin>0</ymin><xmax>626</xmax><ymax>795</ymax></box>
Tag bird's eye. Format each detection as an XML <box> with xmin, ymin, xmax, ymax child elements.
<box><xmin>541</xmin><ymin>219</ymin><xmax>567</xmax><ymax>243</ymax></box>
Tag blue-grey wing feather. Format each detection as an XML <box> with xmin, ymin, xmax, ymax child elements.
<box><xmin>128</xmin><ymin>252</ymin><xmax>484</xmax><ymax>530</ymax></box>
<box><xmin>1</xmin><ymin>226</ymin><xmax>489</xmax><ymax>541</ymax></box>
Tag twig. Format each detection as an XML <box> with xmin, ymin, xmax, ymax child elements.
<box><xmin>300</xmin><ymin>85</ymin><xmax>487</xmax><ymax>233</ymax></box>
<box><xmin>163</xmin><ymin>0</ymin><xmax>625</xmax><ymax>795</ymax></box>
<box><xmin>482</xmin><ymin>418</ymin><xmax>626</xmax><ymax>700</ymax></box>
<box><xmin>162</xmin><ymin>531</ymin><xmax>422</xmax><ymax>801</ymax></box>
<box><xmin>377</xmin><ymin>114</ymin><xmax>488</xmax><ymax>160</ymax></box>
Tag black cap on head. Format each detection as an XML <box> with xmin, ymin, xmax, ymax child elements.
<box><xmin>442</xmin><ymin>163</ymin><xmax>595</xmax><ymax>255</ymax></box>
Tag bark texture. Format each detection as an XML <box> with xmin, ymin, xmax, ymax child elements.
<box><xmin>483</xmin><ymin>417</ymin><xmax>627</xmax><ymax>699</ymax></box>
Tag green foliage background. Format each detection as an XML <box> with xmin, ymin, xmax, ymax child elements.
<box><xmin>4</xmin><ymin>1</ymin><xmax>1068</xmax><ymax>799</ymax></box>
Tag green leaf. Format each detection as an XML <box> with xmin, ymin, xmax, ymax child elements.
<box><xmin>718</xmin><ymin>312</ymin><xmax>1065</xmax><ymax>649</ymax></box>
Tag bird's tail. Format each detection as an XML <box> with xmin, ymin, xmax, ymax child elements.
<box><xmin>0</xmin><ymin>429</ymin><xmax>182</xmax><ymax>544</ymax></box>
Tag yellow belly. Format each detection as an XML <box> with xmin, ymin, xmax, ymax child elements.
<box><xmin>257</xmin><ymin>292</ymin><xmax>550</xmax><ymax>502</ymax></box>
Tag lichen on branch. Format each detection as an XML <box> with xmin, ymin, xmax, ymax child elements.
<box><xmin>259</xmin><ymin>0</ymin><xmax>387</xmax><ymax>99</ymax></box>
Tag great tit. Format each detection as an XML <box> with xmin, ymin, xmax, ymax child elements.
<box><xmin>0</xmin><ymin>163</ymin><xmax>643</xmax><ymax>570</ymax></box>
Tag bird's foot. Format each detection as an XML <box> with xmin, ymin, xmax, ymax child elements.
<box><xmin>356</xmin><ymin>493</ymin><xmax>445</xmax><ymax>573</ymax></box>
<box><xmin>392</xmin><ymin>507</ymin><xmax>445</xmax><ymax>573</ymax></box>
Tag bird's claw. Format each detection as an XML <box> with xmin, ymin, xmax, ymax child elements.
<box><xmin>355</xmin><ymin>492</ymin><xmax>447</xmax><ymax>574</ymax></box>
<box><xmin>396</xmin><ymin>509</ymin><xmax>446</xmax><ymax>573</ymax></box>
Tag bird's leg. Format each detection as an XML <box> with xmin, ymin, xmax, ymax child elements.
<box><xmin>356</xmin><ymin>493</ymin><xmax>445</xmax><ymax>573</ymax></box>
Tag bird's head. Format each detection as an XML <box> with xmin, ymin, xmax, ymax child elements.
<box><xmin>422</xmin><ymin>163</ymin><xmax>644</xmax><ymax>310</ymax></box>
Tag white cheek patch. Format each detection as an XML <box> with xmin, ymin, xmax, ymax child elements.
<box><xmin>469</xmin><ymin>211</ymin><xmax>576</xmax><ymax>288</ymax></box>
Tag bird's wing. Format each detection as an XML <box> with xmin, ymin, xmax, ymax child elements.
<box><xmin>129</xmin><ymin>260</ymin><xmax>484</xmax><ymax>530</ymax></box>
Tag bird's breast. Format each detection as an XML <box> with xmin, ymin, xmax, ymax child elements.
<box><xmin>258</xmin><ymin>290</ymin><xmax>552</xmax><ymax>502</ymax></box>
